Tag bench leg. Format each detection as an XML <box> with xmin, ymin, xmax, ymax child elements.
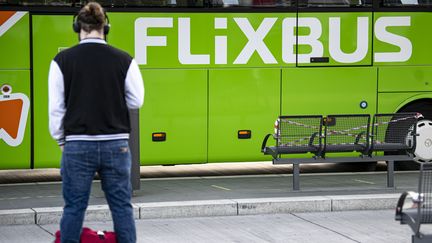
<box><xmin>293</xmin><ymin>163</ymin><xmax>300</xmax><ymax>191</ymax></box>
<box><xmin>387</xmin><ymin>160</ymin><xmax>394</xmax><ymax>188</ymax></box>
<box><xmin>412</xmin><ymin>234</ymin><xmax>432</xmax><ymax>243</ymax></box>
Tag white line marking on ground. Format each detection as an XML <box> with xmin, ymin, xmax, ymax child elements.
<box><xmin>211</xmin><ymin>185</ymin><xmax>231</xmax><ymax>191</ymax></box>
<box><xmin>353</xmin><ymin>179</ymin><xmax>375</xmax><ymax>185</ymax></box>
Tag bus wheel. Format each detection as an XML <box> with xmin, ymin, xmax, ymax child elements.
<box><xmin>390</xmin><ymin>100</ymin><xmax>432</xmax><ymax>170</ymax></box>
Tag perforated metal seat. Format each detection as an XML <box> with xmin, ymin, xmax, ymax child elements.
<box><xmin>323</xmin><ymin>114</ymin><xmax>370</xmax><ymax>155</ymax></box>
<box><xmin>372</xmin><ymin>143</ymin><xmax>411</xmax><ymax>152</ymax></box>
<box><xmin>276</xmin><ymin>115</ymin><xmax>323</xmax><ymax>154</ymax></box>
<box><xmin>371</xmin><ymin>113</ymin><xmax>419</xmax><ymax>154</ymax></box>
<box><xmin>324</xmin><ymin>144</ymin><xmax>368</xmax><ymax>153</ymax></box>
<box><xmin>274</xmin><ymin>145</ymin><xmax>321</xmax><ymax>154</ymax></box>
<box><xmin>262</xmin><ymin>115</ymin><xmax>323</xmax><ymax>159</ymax></box>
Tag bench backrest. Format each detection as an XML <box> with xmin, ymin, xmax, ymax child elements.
<box><xmin>276</xmin><ymin>115</ymin><xmax>323</xmax><ymax>153</ymax></box>
<box><xmin>371</xmin><ymin>113</ymin><xmax>418</xmax><ymax>153</ymax></box>
<box><xmin>323</xmin><ymin>114</ymin><xmax>370</xmax><ymax>153</ymax></box>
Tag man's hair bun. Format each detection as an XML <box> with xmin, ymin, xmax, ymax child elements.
<box><xmin>77</xmin><ymin>2</ymin><xmax>106</xmax><ymax>33</ymax></box>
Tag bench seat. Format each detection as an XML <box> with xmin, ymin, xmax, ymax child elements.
<box><xmin>324</xmin><ymin>144</ymin><xmax>367</xmax><ymax>153</ymax></box>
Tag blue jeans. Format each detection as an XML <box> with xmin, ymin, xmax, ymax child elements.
<box><xmin>60</xmin><ymin>140</ymin><xmax>136</xmax><ymax>243</ymax></box>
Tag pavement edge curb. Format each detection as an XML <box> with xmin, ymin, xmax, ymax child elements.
<box><xmin>0</xmin><ymin>194</ymin><xmax>401</xmax><ymax>225</ymax></box>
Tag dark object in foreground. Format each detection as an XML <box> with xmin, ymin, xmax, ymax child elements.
<box><xmin>396</xmin><ymin>162</ymin><xmax>432</xmax><ymax>243</ymax></box>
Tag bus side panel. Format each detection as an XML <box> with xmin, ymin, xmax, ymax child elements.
<box><xmin>32</xmin><ymin>15</ymin><xmax>76</xmax><ymax>168</ymax></box>
<box><xmin>378</xmin><ymin>93</ymin><xmax>432</xmax><ymax>114</ymax></box>
<box><xmin>208</xmin><ymin>69</ymin><xmax>280</xmax><ymax>162</ymax></box>
<box><xmin>0</xmin><ymin>71</ymin><xmax>31</xmax><ymax>169</ymax></box>
<box><xmin>374</xmin><ymin>12</ymin><xmax>432</xmax><ymax>66</ymax></box>
<box><xmin>281</xmin><ymin>67</ymin><xmax>377</xmax><ymax>115</ymax></box>
<box><xmin>281</xmin><ymin>67</ymin><xmax>377</xmax><ymax>158</ymax></box>
<box><xmin>297</xmin><ymin>12</ymin><xmax>372</xmax><ymax>67</ymax></box>
<box><xmin>0</xmin><ymin>11</ymin><xmax>30</xmax><ymax>169</ymax></box>
<box><xmin>139</xmin><ymin>69</ymin><xmax>207</xmax><ymax>165</ymax></box>
<box><xmin>378</xmin><ymin>66</ymin><xmax>432</xmax><ymax>92</ymax></box>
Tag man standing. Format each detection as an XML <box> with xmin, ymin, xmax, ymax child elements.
<box><xmin>48</xmin><ymin>2</ymin><xmax>144</xmax><ymax>243</ymax></box>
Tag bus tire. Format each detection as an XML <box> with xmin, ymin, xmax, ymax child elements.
<box><xmin>389</xmin><ymin>100</ymin><xmax>432</xmax><ymax>170</ymax></box>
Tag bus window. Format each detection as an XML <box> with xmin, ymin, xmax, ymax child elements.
<box><xmin>306</xmin><ymin>0</ymin><xmax>350</xmax><ymax>7</ymax></box>
<box><xmin>298</xmin><ymin>0</ymin><xmax>371</xmax><ymax>7</ymax></box>
<box><xmin>208</xmin><ymin>0</ymin><xmax>292</xmax><ymax>7</ymax></box>
<box><xmin>382</xmin><ymin>0</ymin><xmax>403</xmax><ymax>6</ymax></box>
<box><xmin>418</xmin><ymin>0</ymin><xmax>432</xmax><ymax>5</ymax></box>
<box><xmin>174</xmin><ymin>0</ymin><xmax>205</xmax><ymax>6</ymax></box>
<box><xmin>382</xmin><ymin>0</ymin><xmax>432</xmax><ymax>6</ymax></box>
<box><xmin>0</xmin><ymin>0</ymin><xmax>204</xmax><ymax>7</ymax></box>
<box><xmin>1</xmin><ymin>0</ymin><xmax>79</xmax><ymax>6</ymax></box>
<box><xmin>0</xmin><ymin>0</ymin><xmax>296</xmax><ymax>7</ymax></box>
<box><xmin>0</xmin><ymin>0</ymin><xmax>110</xmax><ymax>7</ymax></box>
<box><xmin>126</xmin><ymin>0</ymin><xmax>204</xmax><ymax>7</ymax></box>
<box><xmin>99</xmin><ymin>0</ymin><xmax>171</xmax><ymax>7</ymax></box>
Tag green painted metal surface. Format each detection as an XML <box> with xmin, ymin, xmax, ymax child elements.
<box><xmin>281</xmin><ymin>67</ymin><xmax>377</xmax><ymax>115</ymax></box>
<box><xmin>32</xmin><ymin>15</ymin><xmax>76</xmax><ymax>168</ymax></box>
<box><xmin>0</xmin><ymin>71</ymin><xmax>31</xmax><ymax>169</ymax></box>
<box><xmin>378</xmin><ymin>66</ymin><xmax>432</xmax><ymax>92</ymax></box>
<box><xmin>378</xmin><ymin>92</ymin><xmax>432</xmax><ymax>114</ymax></box>
<box><xmin>2</xmin><ymin>10</ymin><xmax>432</xmax><ymax>169</ymax></box>
<box><xmin>139</xmin><ymin>69</ymin><xmax>207</xmax><ymax>165</ymax></box>
<box><xmin>208</xmin><ymin>69</ymin><xmax>280</xmax><ymax>162</ymax></box>
<box><xmin>281</xmin><ymin>67</ymin><xmax>378</xmax><ymax>159</ymax></box>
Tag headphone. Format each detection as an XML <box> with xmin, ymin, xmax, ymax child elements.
<box><xmin>72</xmin><ymin>11</ymin><xmax>110</xmax><ymax>35</ymax></box>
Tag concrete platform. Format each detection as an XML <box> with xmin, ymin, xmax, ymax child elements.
<box><xmin>0</xmin><ymin>162</ymin><xmax>421</xmax><ymax>225</ymax></box>
<box><xmin>0</xmin><ymin>162</ymin><xmax>425</xmax><ymax>242</ymax></box>
<box><xmin>0</xmin><ymin>193</ymin><xmax>408</xmax><ymax>225</ymax></box>
<box><xmin>0</xmin><ymin>171</ymin><xmax>418</xmax><ymax>211</ymax></box>
<box><xmin>2</xmin><ymin>210</ymin><xmax>431</xmax><ymax>243</ymax></box>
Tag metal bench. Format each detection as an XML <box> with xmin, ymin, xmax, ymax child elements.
<box><xmin>262</xmin><ymin>113</ymin><xmax>421</xmax><ymax>190</ymax></box>
<box><xmin>396</xmin><ymin>162</ymin><xmax>432</xmax><ymax>243</ymax></box>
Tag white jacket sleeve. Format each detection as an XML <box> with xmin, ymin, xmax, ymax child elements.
<box><xmin>125</xmin><ymin>59</ymin><xmax>144</xmax><ymax>109</ymax></box>
<box><xmin>48</xmin><ymin>60</ymin><xmax>66</xmax><ymax>146</ymax></box>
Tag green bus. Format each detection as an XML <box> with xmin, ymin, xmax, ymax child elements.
<box><xmin>1</xmin><ymin>0</ymin><xmax>431</xmax><ymax>170</ymax></box>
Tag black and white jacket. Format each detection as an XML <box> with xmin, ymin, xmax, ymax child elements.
<box><xmin>48</xmin><ymin>38</ymin><xmax>144</xmax><ymax>145</ymax></box>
